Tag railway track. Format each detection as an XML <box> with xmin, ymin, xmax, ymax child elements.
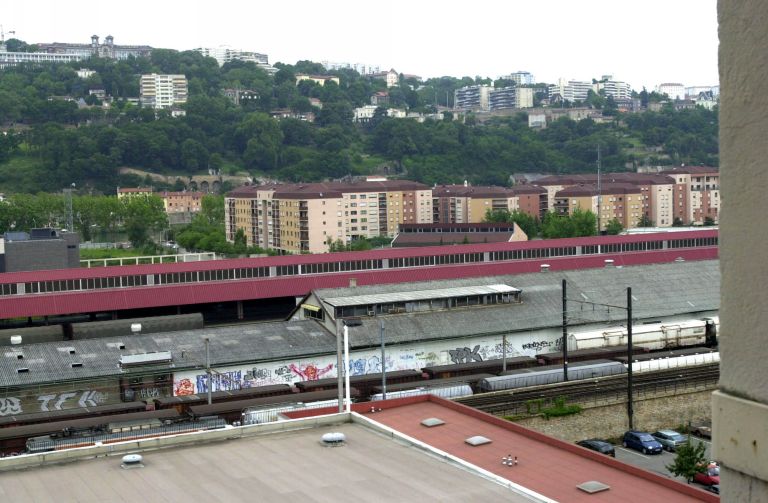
<box><xmin>456</xmin><ymin>363</ymin><xmax>720</xmax><ymax>415</ymax></box>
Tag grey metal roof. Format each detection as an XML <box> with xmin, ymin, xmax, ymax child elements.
<box><xmin>323</xmin><ymin>284</ymin><xmax>520</xmax><ymax>307</ymax></box>
<box><xmin>0</xmin><ymin>260</ymin><xmax>720</xmax><ymax>388</ymax></box>
<box><xmin>316</xmin><ymin>260</ymin><xmax>720</xmax><ymax>348</ymax></box>
<box><xmin>0</xmin><ymin>320</ymin><xmax>335</xmax><ymax>387</ymax></box>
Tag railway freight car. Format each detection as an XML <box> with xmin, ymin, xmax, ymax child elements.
<box><xmin>422</xmin><ymin>357</ymin><xmax>535</xmax><ymax>379</ymax></box>
<box><xmin>152</xmin><ymin>384</ymin><xmax>294</xmax><ymax>413</ymax></box>
<box><xmin>0</xmin><ymin>409</ymin><xmax>181</xmax><ymax>456</ymax></box>
<box><xmin>294</xmin><ymin>369</ymin><xmax>423</xmax><ymax>397</ymax></box>
<box><xmin>567</xmin><ymin>317</ymin><xmax>718</xmax><ymax>351</ymax></box>
<box><xmin>478</xmin><ymin>359</ymin><xmax>627</xmax><ymax>392</ymax></box>
<box><xmin>187</xmin><ymin>388</ymin><xmax>360</xmax><ymax>423</ymax></box>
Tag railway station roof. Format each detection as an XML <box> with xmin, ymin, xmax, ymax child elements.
<box><xmin>311</xmin><ymin>259</ymin><xmax>720</xmax><ymax>348</ymax></box>
<box><xmin>0</xmin><ymin>320</ymin><xmax>335</xmax><ymax>387</ymax></box>
<box><xmin>0</xmin><ymin>260</ymin><xmax>719</xmax><ymax>387</ymax></box>
<box><xmin>322</xmin><ymin>284</ymin><xmax>520</xmax><ymax>307</ymax></box>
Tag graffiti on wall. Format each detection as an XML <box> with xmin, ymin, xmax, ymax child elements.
<box><xmin>449</xmin><ymin>345</ymin><xmax>483</xmax><ymax>364</ymax></box>
<box><xmin>170</xmin><ymin>331</ymin><xmax>564</xmax><ymax>396</ymax></box>
<box><xmin>37</xmin><ymin>390</ymin><xmax>107</xmax><ymax>411</ymax></box>
<box><xmin>0</xmin><ymin>397</ymin><xmax>22</xmax><ymax>416</ymax></box>
<box><xmin>289</xmin><ymin>362</ymin><xmax>334</xmax><ymax>381</ymax></box>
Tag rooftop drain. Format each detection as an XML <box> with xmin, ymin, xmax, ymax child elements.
<box><xmin>577</xmin><ymin>481</ymin><xmax>610</xmax><ymax>494</ymax></box>
<box><xmin>420</xmin><ymin>418</ymin><xmax>445</xmax><ymax>427</ymax></box>
<box><xmin>121</xmin><ymin>454</ymin><xmax>144</xmax><ymax>469</ymax></box>
<box><xmin>321</xmin><ymin>432</ymin><xmax>346</xmax><ymax>447</ymax></box>
<box><xmin>464</xmin><ymin>435</ymin><xmax>492</xmax><ymax>446</ymax></box>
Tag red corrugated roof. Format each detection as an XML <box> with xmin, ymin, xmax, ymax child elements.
<box><xmin>0</xmin><ymin>230</ymin><xmax>718</xmax><ymax>283</ymax></box>
<box><xmin>0</xmin><ymin>247</ymin><xmax>718</xmax><ymax>318</ymax></box>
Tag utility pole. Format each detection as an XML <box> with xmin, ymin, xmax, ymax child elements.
<box><xmin>380</xmin><ymin>320</ymin><xmax>386</xmax><ymax>400</ymax></box>
<box><xmin>336</xmin><ymin>318</ymin><xmax>343</xmax><ymax>413</ymax></box>
<box><xmin>65</xmin><ymin>183</ymin><xmax>75</xmax><ymax>232</ymax></box>
<box><xmin>564</xmin><ymin>285</ymin><xmax>635</xmax><ymax>429</ymax></box>
<box><xmin>627</xmin><ymin>287</ymin><xmax>634</xmax><ymax>430</ymax></box>
<box><xmin>205</xmin><ymin>337</ymin><xmax>212</xmax><ymax>405</ymax></box>
<box><xmin>596</xmin><ymin>145</ymin><xmax>602</xmax><ymax>234</ymax></box>
<box><xmin>562</xmin><ymin>279</ymin><xmax>568</xmax><ymax>382</ymax></box>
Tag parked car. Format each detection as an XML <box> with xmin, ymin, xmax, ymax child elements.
<box><xmin>622</xmin><ymin>431</ymin><xmax>663</xmax><ymax>454</ymax></box>
<box><xmin>691</xmin><ymin>422</ymin><xmax>712</xmax><ymax>439</ymax></box>
<box><xmin>694</xmin><ymin>462</ymin><xmax>720</xmax><ymax>486</ymax></box>
<box><xmin>652</xmin><ymin>430</ymin><xmax>688</xmax><ymax>451</ymax></box>
<box><xmin>576</xmin><ymin>439</ymin><xmax>616</xmax><ymax>457</ymax></box>
<box><xmin>707</xmin><ymin>484</ymin><xmax>720</xmax><ymax>494</ymax></box>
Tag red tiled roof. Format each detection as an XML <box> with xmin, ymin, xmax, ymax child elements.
<box><xmin>286</xmin><ymin>396</ymin><xmax>717</xmax><ymax>503</ymax></box>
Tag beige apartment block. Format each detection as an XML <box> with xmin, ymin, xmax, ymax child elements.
<box><xmin>225</xmin><ymin>179</ymin><xmax>430</xmax><ymax>254</ymax></box>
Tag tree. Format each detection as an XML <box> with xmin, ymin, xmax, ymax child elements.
<box><xmin>120</xmin><ymin>195</ymin><xmax>168</xmax><ymax>247</ymax></box>
<box><xmin>571</xmin><ymin>208</ymin><xmax>597</xmax><ymax>237</ymax></box>
<box><xmin>703</xmin><ymin>216</ymin><xmax>716</xmax><ymax>226</ymax></box>
<box><xmin>637</xmin><ymin>215</ymin><xmax>654</xmax><ymax>227</ymax></box>
<box><xmin>666</xmin><ymin>439</ymin><xmax>707</xmax><ymax>483</ymax></box>
<box><xmin>606</xmin><ymin>218</ymin><xmax>624</xmax><ymax>235</ymax></box>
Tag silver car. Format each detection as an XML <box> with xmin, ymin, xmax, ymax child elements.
<box><xmin>652</xmin><ymin>430</ymin><xmax>688</xmax><ymax>451</ymax></box>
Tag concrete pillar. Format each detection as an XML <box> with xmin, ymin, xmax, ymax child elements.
<box><xmin>716</xmin><ymin>1</ymin><xmax>768</xmax><ymax>500</ymax></box>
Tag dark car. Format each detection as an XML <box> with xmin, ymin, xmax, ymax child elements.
<box><xmin>576</xmin><ymin>439</ymin><xmax>616</xmax><ymax>457</ymax></box>
<box><xmin>652</xmin><ymin>430</ymin><xmax>688</xmax><ymax>451</ymax></box>
<box><xmin>694</xmin><ymin>463</ymin><xmax>720</xmax><ymax>486</ymax></box>
<box><xmin>622</xmin><ymin>431</ymin><xmax>663</xmax><ymax>454</ymax></box>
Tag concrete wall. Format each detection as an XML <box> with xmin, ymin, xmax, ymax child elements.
<box><xmin>514</xmin><ymin>390</ymin><xmax>714</xmax><ymax>442</ymax></box>
<box><xmin>718</xmin><ymin>1</ymin><xmax>768</xmax><ymax>500</ymax></box>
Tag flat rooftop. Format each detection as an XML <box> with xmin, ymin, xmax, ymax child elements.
<box><xmin>0</xmin><ymin>422</ymin><xmax>529</xmax><ymax>502</ymax></box>
<box><xmin>361</xmin><ymin>398</ymin><xmax>715</xmax><ymax>502</ymax></box>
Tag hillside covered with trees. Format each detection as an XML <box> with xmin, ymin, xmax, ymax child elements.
<box><xmin>0</xmin><ymin>43</ymin><xmax>719</xmax><ymax>194</ymax></box>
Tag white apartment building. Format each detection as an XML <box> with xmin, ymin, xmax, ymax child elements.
<box><xmin>454</xmin><ymin>85</ymin><xmax>491</xmax><ymax>111</ymax></box>
<box><xmin>548</xmin><ymin>79</ymin><xmax>594</xmax><ymax>102</ymax></box>
<box><xmin>488</xmin><ymin>87</ymin><xmax>534</xmax><ymax>110</ymax></box>
<box><xmin>140</xmin><ymin>74</ymin><xmax>188</xmax><ymax>110</ymax></box>
<box><xmin>195</xmin><ymin>47</ymin><xmax>277</xmax><ymax>74</ymax></box>
<box><xmin>502</xmin><ymin>71</ymin><xmax>535</xmax><ymax>85</ymax></box>
<box><xmin>322</xmin><ymin>61</ymin><xmax>381</xmax><ymax>75</ymax></box>
<box><xmin>601</xmin><ymin>80</ymin><xmax>632</xmax><ymax>100</ymax></box>
<box><xmin>656</xmin><ymin>83</ymin><xmax>685</xmax><ymax>100</ymax></box>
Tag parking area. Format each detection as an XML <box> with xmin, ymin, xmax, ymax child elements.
<box><xmin>613</xmin><ymin>436</ymin><xmax>716</xmax><ymax>494</ymax></box>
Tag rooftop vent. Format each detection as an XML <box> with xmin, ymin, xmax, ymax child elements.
<box><xmin>130</xmin><ymin>323</ymin><xmax>142</xmax><ymax>334</ymax></box>
<box><xmin>577</xmin><ymin>481</ymin><xmax>610</xmax><ymax>494</ymax></box>
<box><xmin>464</xmin><ymin>435</ymin><xmax>492</xmax><ymax>446</ymax></box>
<box><xmin>10</xmin><ymin>335</ymin><xmax>22</xmax><ymax>345</ymax></box>
<box><xmin>349</xmin><ymin>278</ymin><xmax>357</xmax><ymax>288</ymax></box>
<box><xmin>17</xmin><ymin>368</ymin><xmax>29</xmax><ymax>373</ymax></box>
<box><xmin>604</xmin><ymin>259</ymin><xmax>615</xmax><ymax>268</ymax></box>
<box><xmin>71</xmin><ymin>362</ymin><xmax>83</xmax><ymax>368</ymax></box>
<box><xmin>121</xmin><ymin>454</ymin><xmax>144</xmax><ymax>469</ymax></box>
<box><xmin>675</xmin><ymin>256</ymin><xmax>685</xmax><ymax>262</ymax></box>
<box><xmin>540</xmin><ymin>264</ymin><xmax>550</xmax><ymax>272</ymax></box>
<box><xmin>320</xmin><ymin>432</ymin><xmax>346</xmax><ymax>447</ymax></box>
<box><xmin>420</xmin><ymin>417</ymin><xmax>445</xmax><ymax>428</ymax></box>
<box><xmin>69</xmin><ymin>349</ymin><xmax>76</xmax><ymax>355</ymax></box>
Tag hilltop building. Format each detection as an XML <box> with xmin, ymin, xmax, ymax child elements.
<box><xmin>657</xmin><ymin>83</ymin><xmax>686</xmax><ymax>100</ymax></box>
<box><xmin>36</xmin><ymin>35</ymin><xmax>151</xmax><ymax>60</ymax></box>
<box><xmin>194</xmin><ymin>46</ymin><xmax>277</xmax><ymax>74</ymax></box>
<box><xmin>454</xmin><ymin>85</ymin><xmax>491</xmax><ymax>111</ymax></box>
